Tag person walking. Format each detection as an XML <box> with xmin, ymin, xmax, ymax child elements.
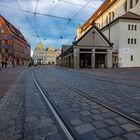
<box><xmin>2</xmin><ymin>60</ymin><xmax>4</xmax><ymax>68</ymax></box>
<box><xmin>4</xmin><ymin>60</ymin><xmax>7</xmax><ymax>68</ymax></box>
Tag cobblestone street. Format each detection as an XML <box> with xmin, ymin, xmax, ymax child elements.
<box><xmin>0</xmin><ymin>66</ymin><xmax>140</xmax><ymax>140</ymax></box>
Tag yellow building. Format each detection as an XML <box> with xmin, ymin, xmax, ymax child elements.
<box><xmin>33</xmin><ymin>42</ymin><xmax>46</xmax><ymax>65</ymax></box>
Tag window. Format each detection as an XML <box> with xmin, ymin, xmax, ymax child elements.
<box><xmin>128</xmin><ymin>24</ymin><xmax>131</xmax><ymax>30</ymax></box>
<box><xmin>134</xmin><ymin>39</ymin><xmax>137</xmax><ymax>44</ymax></box>
<box><xmin>5</xmin><ymin>40</ymin><xmax>8</xmax><ymax>45</ymax></box>
<box><xmin>131</xmin><ymin>39</ymin><xmax>133</xmax><ymax>44</ymax></box>
<box><xmin>135</xmin><ymin>25</ymin><xmax>137</xmax><ymax>31</ymax></box>
<box><xmin>130</xmin><ymin>0</ymin><xmax>133</xmax><ymax>9</ymax></box>
<box><xmin>131</xmin><ymin>25</ymin><xmax>134</xmax><ymax>30</ymax></box>
<box><xmin>130</xmin><ymin>55</ymin><xmax>133</xmax><ymax>61</ymax></box>
<box><xmin>128</xmin><ymin>38</ymin><xmax>130</xmax><ymax>44</ymax></box>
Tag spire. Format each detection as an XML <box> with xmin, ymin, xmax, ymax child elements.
<box><xmin>77</xmin><ymin>23</ymin><xmax>81</xmax><ymax>29</ymax></box>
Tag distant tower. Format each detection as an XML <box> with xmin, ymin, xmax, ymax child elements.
<box><xmin>76</xmin><ymin>23</ymin><xmax>82</xmax><ymax>40</ymax></box>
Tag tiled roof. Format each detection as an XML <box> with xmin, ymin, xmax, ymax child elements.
<box><xmin>0</xmin><ymin>15</ymin><xmax>28</xmax><ymax>44</ymax></box>
<box><xmin>82</xmin><ymin>0</ymin><xmax>117</xmax><ymax>31</ymax></box>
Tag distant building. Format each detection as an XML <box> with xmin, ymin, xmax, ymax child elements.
<box><xmin>46</xmin><ymin>45</ymin><xmax>61</xmax><ymax>64</ymax></box>
<box><xmin>0</xmin><ymin>15</ymin><xmax>30</xmax><ymax>65</ymax></box>
<box><xmin>33</xmin><ymin>42</ymin><xmax>46</xmax><ymax>65</ymax></box>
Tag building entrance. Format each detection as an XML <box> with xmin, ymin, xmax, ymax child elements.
<box><xmin>80</xmin><ymin>53</ymin><xmax>91</xmax><ymax>68</ymax></box>
<box><xmin>95</xmin><ymin>54</ymin><xmax>106</xmax><ymax>68</ymax></box>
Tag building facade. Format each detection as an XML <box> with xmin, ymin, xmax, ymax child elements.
<box><xmin>33</xmin><ymin>42</ymin><xmax>46</xmax><ymax>65</ymax></box>
<box><xmin>46</xmin><ymin>45</ymin><xmax>61</xmax><ymax>64</ymax></box>
<box><xmin>57</xmin><ymin>24</ymin><xmax>113</xmax><ymax>69</ymax></box>
<box><xmin>77</xmin><ymin>0</ymin><xmax>140</xmax><ymax>68</ymax></box>
<box><xmin>0</xmin><ymin>15</ymin><xmax>30</xmax><ymax>65</ymax></box>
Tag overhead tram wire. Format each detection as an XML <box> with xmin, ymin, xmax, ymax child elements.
<box><xmin>57</xmin><ymin>0</ymin><xmax>93</xmax><ymax>44</ymax></box>
<box><xmin>58</xmin><ymin>0</ymin><xmax>97</xmax><ymax>9</ymax></box>
<box><xmin>0</xmin><ymin>5</ymin><xmax>85</xmax><ymax>22</ymax></box>
<box><xmin>34</xmin><ymin>0</ymin><xmax>40</xmax><ymax>40</ymax></box>
<box><xmin>15</xmin><ymin>0</ymin><xmax>39</xmax><ymax>40</ymax></box>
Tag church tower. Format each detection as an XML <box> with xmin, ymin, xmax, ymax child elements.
<box><xmin>76</xmin><ymin>23</ymin><xmax>82</xmax><ymax>40</ymax></box>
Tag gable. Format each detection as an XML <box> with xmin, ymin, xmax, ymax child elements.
<box><xmin>76</xmin><ymin>25</ymin><xmax>112</xmax><ymax>47</ymax></box>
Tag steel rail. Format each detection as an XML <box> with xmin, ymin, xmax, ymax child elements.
<box><xmin>54</xmin><ymin>67</ymin><xmax>140</xmax><ymax>89</ymax></box>
<box><xmin>55</xmin><ymin>79</ymin><xmax>140</xmax><ymax>127</ymax></box>
<box><xmin>32</xmin><ymin>73</ymin><xmax>74</xmax><ymax>140</ymax></box>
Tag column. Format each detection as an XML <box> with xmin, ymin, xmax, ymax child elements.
<box><xmin>133</xmin><ymin>0</ymin><xmax>137</xmax><ymax>7</ymax></box>
<box><xmin>127</xmin><ymin>0</ymin><xmax>130</xmax><ymax>11</ymax></box>
<box><xmin>74</xmin><ymin>46</ymin><xmax>79</xmax><ymax>69</ymax></box>
<box><xmin>92</xmin><ymin>49</ymin><xmax>95</xmax><ymax>69</ymax></box>
<box><xmin>107</xmin><ymin>49</ymin><xmax>112</xmax><ymax>68</ymax></box>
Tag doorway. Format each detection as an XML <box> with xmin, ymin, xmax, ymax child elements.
<box><xmin>80</xmin><ymin>53</ymin><xmax>91</xmax><ymax>68</ymax></box>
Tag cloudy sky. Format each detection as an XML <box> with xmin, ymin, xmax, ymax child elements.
<box><xmin>0</xmin><ymin>0</ymin><xmax>104</xmax><ymax>53</ymax></box>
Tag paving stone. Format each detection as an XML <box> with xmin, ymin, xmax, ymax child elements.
<box><xmin>104</xmin><ymin>119</ymin><xmax>117</xmax><ymax>125</ymax></box>
<box><xmin>110</xmin><ymin>137</ymin><xmax>125</xmax><ymax>140</ymax></box>
<box><xmin>71</xmin><ymin>107</ymin><xmax>81</xmax><ymax>112</ymax></box>
<box><xmin>124</xmin><ymin>133</ymin><xmax>140</xmax><ymax>140</ymax></box>
<box><xmin>92</xmin><ymin>114</ymin><xmax>104</xmax><ymax>120</ymax></box>
<box><xmin>80</xmin><ymin>111</ymin><xmax>91</xmax><ymax>116</ymax></box>
<box><xmin>121</xmin><ymin>124</ymin><xmax>140</xmax><ymax>132</ymax></box>
<box><xmin>136</xmin><ymin>131</ymin><xmax>140</xmax><ymax>136</ymax></box>
<box><xmin>75</xmin><ymin>124</ymin><xmax>95</xmax><ymax>134</ymax></box>
<box><xmin>109</xmin><ymin>126</ymin><xmax>126</xmax><ymax>135</ymax></box>
<box><xmin>93</xmin><ymin>121</ymin><xmax>107</xmax><ymax>128</ymax></box>
<box><xmin>95</xmin><ymin>128</ymin><xmax>113</xmax><ymax>139</ymax></box>
<box><xmin>90</xmin><ymin>110</ymin><xmax>100</xmax><ymax>114</ymax></box>
<box><xmin>114</xmin><ymin>117</ymin><xmax>128</xmax><ymax>124</ymax></box>
<box><xmin>102</xmin><ymin>112</ymin><xmax>118</xmax><ymax>118</ymax></box>
<box><xmin>80</xmin><ymin>116</ymin><xmax>93</xmax><ymax>123</ymax></box>
<box><xmin>70</xmin><ymin>119</ymin><xmax>82</xmax><ymax>126</ymax></box>
<box><xmin>80</xmin><ymin>131</ymin><xmax>100</xmax><ymax>140</ymax></box>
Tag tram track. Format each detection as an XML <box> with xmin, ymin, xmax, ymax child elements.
<box><xmin>32</xmin><ymin>73</ymin><xmax>76</xmax><ymax>140</ymax></box>
<box><xmin>54</xmin><ymin>67</ymin><xmax>140</xmax><ymax>89</ymax></box>
<box><xmin>54</xmin><ymin>79</ymin><xmax>140</xmax><ymax>127</ymax></box>
<box><xmin>33</xmin><ymin>71</ymin><xmax>140</xmax><ymax>130</ymax></box>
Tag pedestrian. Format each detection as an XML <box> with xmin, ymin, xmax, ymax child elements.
<box><xmin>4</xmin><ymin>60</ymin><xmax>7</xmax><ymax>68</ymax></box>
<box><xmin>12</xmin><ymin>60</ymin><xmax>15</xmax><ymax>68</ymax></box>
<box><xmin>2</xmin><ymin>60</ymin><xmax>4</xmax><ymax>68</ymax></box>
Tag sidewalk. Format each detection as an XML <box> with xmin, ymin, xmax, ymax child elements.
<box><xmin>0</xmin><ymin>65</ymin><xmax>27</xmax><ymax>100</ymax></box>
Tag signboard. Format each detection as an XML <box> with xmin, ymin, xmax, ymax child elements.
<box><xmin>123</xmin><ymin>48</ymin><xmax>129</xmax><ymax>54</ymax></box>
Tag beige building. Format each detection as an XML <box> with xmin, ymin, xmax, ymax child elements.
<box><xmin>57</xmin><ymin>24</ymin><xmax>113</xmax><ymax>69</ymax></box>
<box><xmin>46</xmin><ymin>45</ymin><xmax>61</xmax><ymax>64</ymax></box>
<box><xmin>77</xmin><ymin>0</ymin><xmax>140</xmax><ymax>68</ymax></box>
<box><xmin>33</xmin><ymin>42</ymin><xmax>46</xmax><ymax>65</ymax></box>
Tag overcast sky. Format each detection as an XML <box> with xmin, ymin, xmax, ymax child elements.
<box><xmin>0</xmin><ymin>0</ymin><xmax>104</xmax><ymax>52</ymax></box>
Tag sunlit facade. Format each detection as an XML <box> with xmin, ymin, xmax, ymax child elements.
<box><xmin>0</xmin><ymin>15</ymin><xmax>30</xmax><ymax>65</ymax></box>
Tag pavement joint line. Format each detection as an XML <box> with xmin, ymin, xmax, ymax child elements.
<box><xmin>55</xmin><ymin>79</ymin><xmax>140</xmax><ymax>127</ymax></box>
<box><xmin>32</xmin><ymin>73</ymin><xmax>74</xmax><ymax>140</ymax></box>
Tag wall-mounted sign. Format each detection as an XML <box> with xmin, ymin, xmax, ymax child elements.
<box><xmin>123</xmin><ymin>48</ymin><xmax>129</xmax><ymax>54</ymax></box>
